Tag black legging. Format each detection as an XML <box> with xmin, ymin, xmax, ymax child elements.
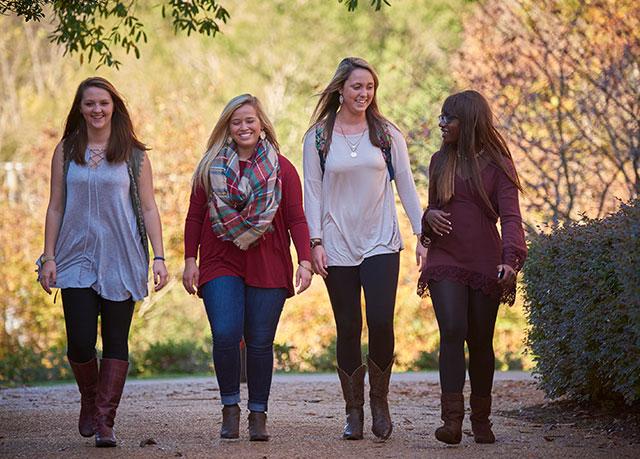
<box><xmin>62</xmin><ymin>288</ymin><xmax>135</xmax><ymax>363</ymax></box>
<box><xmin>324</xmin><ymin>252</ymin><xmax>400</xmax><ymax>375</ymax></box>
<box><xmin>428</xmin><ymin>279</ymin><xmax>499</xmax><ymax>397</ymax></box>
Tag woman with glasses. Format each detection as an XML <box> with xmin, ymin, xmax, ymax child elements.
<box><xmin>303</xmin><ymin>57</ymin><xmax>426</xmax><ymax>441</ymax></box>
<box><xmin>418</xmin><ymin>90</ymin><xmax>527</xmax><ymax>445</ymax></box>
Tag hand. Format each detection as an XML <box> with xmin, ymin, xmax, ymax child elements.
<box><xmin>425</xmin><ymin>209</ymin><xmax>452</xmax><ymax>236</ymax></box>
<box><xmin>311</xmin><ymin>245</ymin><xmax>328</xmax><ymax>278</ymax></box>
<box><xmin>38</xmin><ymin>260</ymin><xmax>56</xmax><ymax>294</ymax></box>
<box><xmin>415</xmin><ymin>238</ymin><xmax>428</xmax><ymax>272</ymax></box>
<box><xmin>295</xmin><ymin>261</ymin><xmax>313</xmax><ymax>294</ymax></box>
<box><xmin>182</xmin><ymin>258</ymin><xmax>199</xmax><ymax>295</ymax></box>
<box><xmin>153</xmin><ymin>259</ymin><xmax>169</xmax><ymax>291</ymax></box>
<box><xmin>497</xmin><ymin>264</ymin><xmax>516</xmax><ymax>286</ymax></box>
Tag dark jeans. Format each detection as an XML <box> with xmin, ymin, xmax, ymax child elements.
<box><xmin>201</xmin><ymin>276</ymin><xmax>287</xmax><ymax>412</ymax></box>
<box><xmin>61</xmin><ymin>287</ymin><xmax>135</xmax><ymax>363</ymax></box>
<box><xmin>324</xmin><ymin>252</ymin><xmax>400</xmax><ymax>375</ymax></box>
<box><xmin>428</xmin><ymin>279</ymin><xmax>499</xmax><ymax>397</ymax></box>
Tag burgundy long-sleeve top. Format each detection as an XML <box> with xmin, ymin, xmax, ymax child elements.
<box><xmin>418</xmin><ymin>151</ymin><xmax>527</xmax><ymax>304</ymax></box>
<box><xmin>184</xmin><ymin>154</ymin><xmax>311</xmax><ymax>298</ymax></box>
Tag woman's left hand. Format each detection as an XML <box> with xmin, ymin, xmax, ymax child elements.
<box><xmin>496</xmin><ymin>264</ymin><xmax>516</xmax><ymax>285</ymax></box>
<box><xmin>415</xmin><ymin>238</ymin><xmax>428</xmax><ymax>272</ymax></box>
<box><xmin>153</xmin><ymin>259</ymin><xmax>169</xmax><ymax>291</ymax></box>
<box><xmin>296</xmin><ymin>261</ymin><xmax>313</xmax><ymax>294</ymax></box>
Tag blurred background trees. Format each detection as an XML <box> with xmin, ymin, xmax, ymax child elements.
<box><xmin>1</xmin><ymin>0</ymin><xmax>637</xmax><ymax>384</ymax></box>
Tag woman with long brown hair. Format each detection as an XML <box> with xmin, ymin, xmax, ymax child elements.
<box><xmin>183</xmin><ymin>94</ymin><xmax>312</xmax><ymax>441</ymax></box>
<box><xmin>418</xmin><ymin>90</ymin><xmax>527</xmax><ymax>445</ymax></box>
<box><xmin>38</xmin><ymin>77</ymin><xmax>168</xmax><ymax>447</ymax></box>
<box><xmin>303</xmin><ymin>57</ymin><xmax>426</xmax><ymax>440</ymax></box>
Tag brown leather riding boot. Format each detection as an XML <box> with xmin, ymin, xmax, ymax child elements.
<box><xmin>470</xmin><ymin>394</ymin><xmax>496</xmax><ymax>443</ymax></box>
<box><xmin>435</xmin><ymin>392</ymin><xmax>464</xmax><ymax>444</ymax></box>
<box><xmin>94</xmin><ymin>358</ymin><xmax>129</xmax><ymax>447</ymax></box>
<box><xmin>220</xmin><ymin>404</ymin><xmax>240</xmax><ymax>439</ymax></box>
<box><xmin>367</xmin><ymin>356</ymin><xmax>393</xmax><ymax>440</ymax></box>
<box><xmin>336</xmin><ymin>364</ymin><xmax>366</xmax><ymax>440</ymax></box>
<box><xmin>248</xmin><ymin>411</ymin><xmax>269</xmax><ymax>441</ymax></box>
<box><xmin>68</xmin><ymin>357</ymin><xmax>98</xmax><ymax>437</ymax></box>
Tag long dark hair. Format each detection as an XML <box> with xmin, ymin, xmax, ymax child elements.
<box><xmin>62</xmin><ymin>77</ymin><xmax>147</xmax><ymax>164</ymax></box>
<box><xmin>308</xmin><ymin>57</ymin><xmax>392</xmax><ymax>155</ymax></box>
<box><xmin>432</xmin><ymin>90</ymin><xmax>523</xmax><ymax>217</ymax></box>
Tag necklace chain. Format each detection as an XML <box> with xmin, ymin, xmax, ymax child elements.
<box><xmin>339</xmin><ymin>126</ymin><xmax>367</xmax><ymax>157</ymax></box>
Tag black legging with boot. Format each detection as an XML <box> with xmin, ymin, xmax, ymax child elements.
<box><xmin>428</xmin><ymin>279</ymin><xmax>499</xmax><ymax>444</ymax></box>
<box><xmin>62</xmin><ymin>288</ymin><xmax>134</xmax><ymax>443</ymax></box>
<box><xmin>429</xmin><ymin>279</ymin><xmax>499</xmax><ymax>397</ymax></box>
<box><xmin>324</xmin><ymin>252</ymin><xmax>399</xmax><ymax>440</ymax></box>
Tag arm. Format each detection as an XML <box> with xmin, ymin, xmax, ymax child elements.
<box><xmin>183</xmin><ymin>183</ymin><xmax>207</xmax><ymax>294</ymax></box>
<box><xmin>39</xmin><ymin>143</ymin><xmax>65</xmax><ymax>294</ymax></box>
<box><xmin>389</xmin><ymin>128</ymin><xmax>428</xmax><ymax>270</ymax></box>
<box><xmin>422</xmin><ymin>151</ymin><xmax>452</xmax><ymax>237</ymax></box>
<box><xmin>281</xmin><ymin>158</ymin><xmax>313</xmax><ymax>294</ymax></box>
<box><xmin>138</xmin><ymin>153</ymin><xmax>168</xmax><ymax>291</ymax></box>
<box><xmin>496</xmin><ymin>160</ymin><xmax>527</xmax><ymax>283</ymax></box>
<box><xmin>302</xmin><ymin>130</ymin><xmax>328</xmax><ymax>277</ymax></box>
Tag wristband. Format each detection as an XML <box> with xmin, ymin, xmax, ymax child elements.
<box><xmin>153</xmin><ymin>256</ymin><xmax>165</xmax><ymax>262</ymax></box>
<box><xmin>310</xmin><ymin>238</ymin><xmax>323</xmax><ymax>249</ymax></box>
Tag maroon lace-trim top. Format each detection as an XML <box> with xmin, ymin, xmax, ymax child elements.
<box><xmin>418</xmin><ymin>152</ymin><xmax>527</xmax><ymax>305</ymax></box>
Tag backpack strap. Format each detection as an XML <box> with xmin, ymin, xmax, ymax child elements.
<box><xmin>315</xmin><ymin>124</ymin><xmax>327</xmax><ymax>174</ymax></box>
<box><xmin>375</xmin><ymin>122</ymin><xmax>395</xmax><ymax>181</ymax></box>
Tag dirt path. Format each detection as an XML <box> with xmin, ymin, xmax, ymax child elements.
<box><xmin>1</xmin><ymin>372</ymin><xmax>636</xmax><ymax>458</ymax></box>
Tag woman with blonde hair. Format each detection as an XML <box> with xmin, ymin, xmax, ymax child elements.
<box><xmin>419</xmin><ymin>90</ymin><xmax>527</xmax><ymax>444</ymax></box>
<box><xmin>38</xmin><ymin>76</ymin><xmax>168</xmax><ymax>447</ymax></box>
<box><xmin>183</xmin><ymin>94</ymin><xmax>312</xmax><ymax>441</ymax></box>
<box><xmin>303</xmin><ymin>57</ymin><xmax>427</xmax><ymax>440</ymax></box>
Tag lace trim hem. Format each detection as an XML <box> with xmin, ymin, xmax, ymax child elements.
<box><xmin>417</xmin><ymin>265</ymin><xmax>517</xmax><ymax>306</ymax></box>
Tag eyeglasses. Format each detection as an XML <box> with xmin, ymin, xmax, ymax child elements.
<box><xmin>438</xmin><ymin>114</ymin><xmax>458</xmax><ymax>125</ymax></box>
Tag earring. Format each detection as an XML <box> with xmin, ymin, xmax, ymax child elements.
<box><xmin>260</xmin><ymin>131</ymin><xmax>266</xmax><ymax>140</ymax></box>
<box><xmin>339</xmin><ymin>94</ymin><xmax>344</xmax><ymax>105</ymax></box>
<box><xmin>225</xmin><ymin>137</ymin><xmax>232</xmax><ymax>145</ymax></box>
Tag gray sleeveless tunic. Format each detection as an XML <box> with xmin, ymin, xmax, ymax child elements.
<box><xmin>53</xmin><ymin>149</ymin><xmax>148</xmax><ymax>301</ymax></box>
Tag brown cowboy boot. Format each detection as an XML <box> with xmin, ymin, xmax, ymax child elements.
<box><xmin>248</xmin><ymin>411</ymin><xmax>269</xmax><ymax>441</ymax></box>
<box><xmin>470</xmin><ymin>394</ymin><xmax>496</xmax><ymax>443</ymax></box>
<box><xmin>68</xmin><ymin>357</ymin><xmax>98</xmax><ymax>437</ymax></box>
<box><xmin>367</xmin><ymin>356</ymin><xmax>393</xmax><ymax>440</ymax></box>
<box><xmin>94</xmin><ymin>358</ymin><xmax>129</xmax><ymax>447</ymax></box>
<box><xmin>336</xmin><ymin>364</ymin><xmax>366</xmax><ymax>440</ymax></box>
<box><xmin>435</xmin><ymin>392</ymin><xmax>464</xmax><ymax>444</ymax></box>
<box><xmin>220</xmin><ymin>404</ymin><xmax>241</xmax><ymax>439</ymax></box>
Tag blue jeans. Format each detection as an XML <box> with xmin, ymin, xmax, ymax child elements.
<box><xmin>201</xmin><ymin>276</ymin><xmax>287</xmax><ymax>412</ymax></box>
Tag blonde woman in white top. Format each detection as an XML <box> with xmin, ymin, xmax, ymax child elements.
<box><xmin>303</xmin><ymin>57</ymin><xmax>427</xmax><ymax>441</ymax></box>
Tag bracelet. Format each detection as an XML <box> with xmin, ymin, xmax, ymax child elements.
<box><xmin>153</xmin><ymin>256</ymin><xmax>165</xmax><ymax>262</ymax></box>
<box><xmin>39</xmin><ymin>254</ymin><xmax>55</xmax><ymax>264</ymax></box>
<box><xmin>310</xmin><ymin>238</ymin><xmax>323</xmax><ymax>249</ymax></box>
<box><xmin>298</xmin><ymin>263</ymin><xmax>314</xmax><ymax>275</ymax></box>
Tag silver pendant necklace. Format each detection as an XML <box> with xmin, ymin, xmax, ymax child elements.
<box><xmin>339</xmin><ymin>126</ymin><xmax>366</xmax><ymax>158</ymax></box>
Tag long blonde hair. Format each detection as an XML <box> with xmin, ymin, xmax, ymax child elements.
<box><xmin>432</xmin><ymin>90</ymin><xmax>523</xmax><ymax>218</ymax></box>
<box><xmin>193</xmin><ymin>94</ymin><xmax>280</xmax><ymax>194</ymax></box>
<box><xmin>307</xmin><ymin>57</ymin><xmax>392</xmax><ymax>155</ymax></box>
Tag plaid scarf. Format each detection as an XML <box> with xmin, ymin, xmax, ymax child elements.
<box><xmin>208</xmin><ymin>138</ymin><xmax>281</xmax><ymax>250</ymax></box>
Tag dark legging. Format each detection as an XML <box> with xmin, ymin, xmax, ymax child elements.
<box><xmin>324</xmin><ymin>252</ymin><xmax>400</xmax><ymax>375</ymax></box>
<box><xmin>428</xmin><ymin>279</ymin><xmax>499</xmax><ymax>397</ymax></box>
<box><xmin>61</xmin><ymin>288</ymin><xmax>135</xmax><ymax>363</ymax></box>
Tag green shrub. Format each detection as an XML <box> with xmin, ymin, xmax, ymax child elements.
<box><xmin>0</xmin><ymin>344</ymin><xmax>69</xmax><ymax>386</ymax></box>
<box><xmin>133</xmin><ymin>339</ymin><xmax>212</xmax><ymax>375</ymax></box>
<box><xmin>523</xmin><ymin>199</ymin><xmax>640</xmax><ymax>405</ymax></box>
